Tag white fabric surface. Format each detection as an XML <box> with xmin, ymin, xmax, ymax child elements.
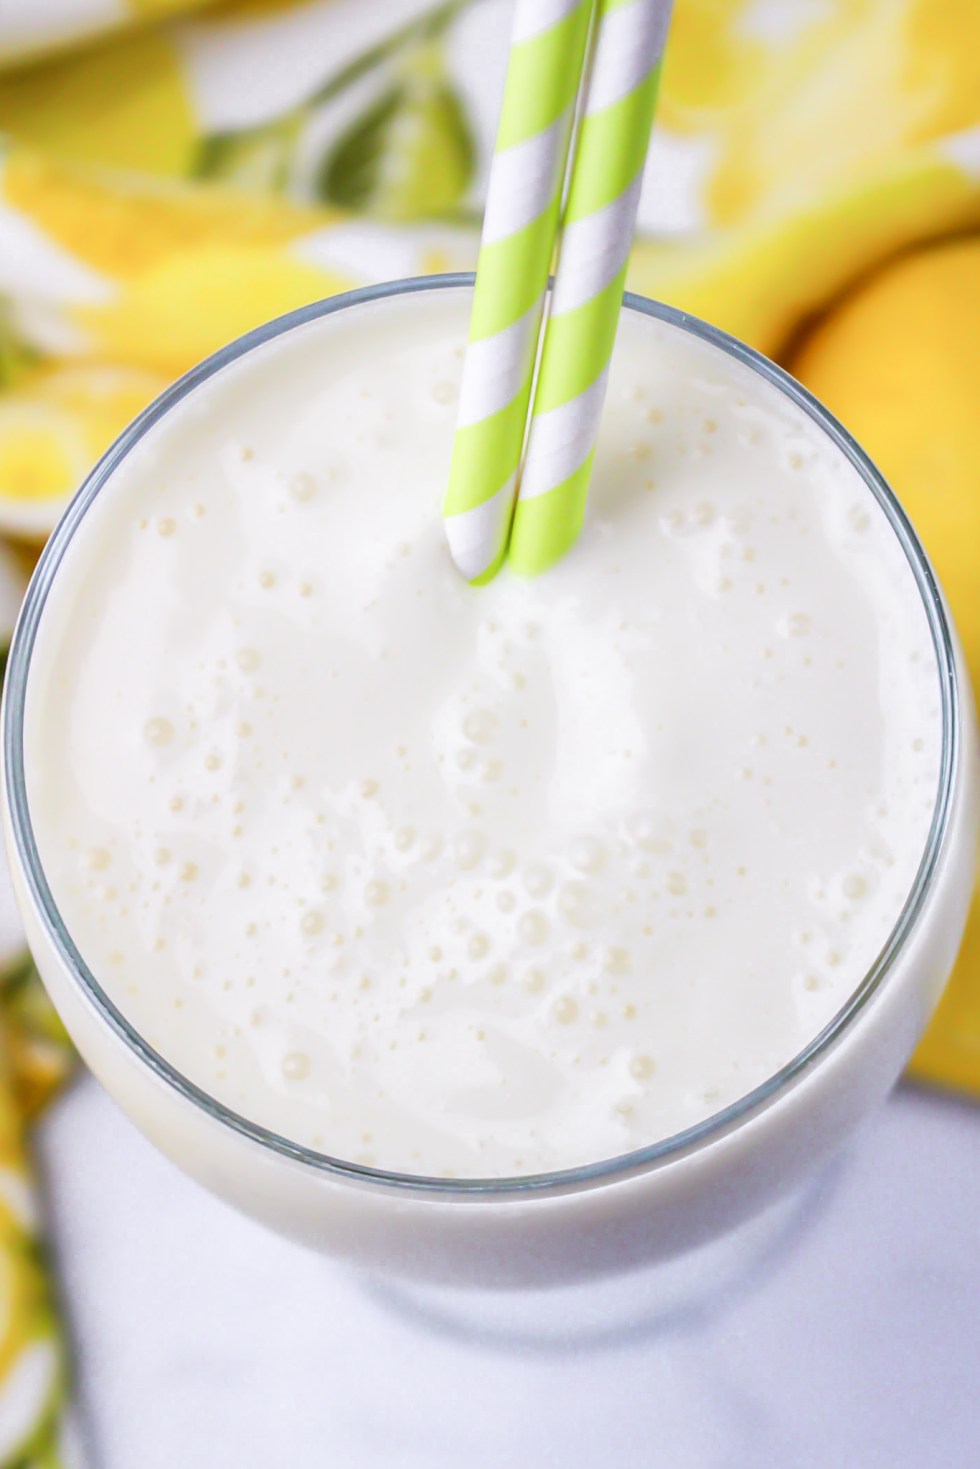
<box><xmin>36</xmin><ymin>1077</ymin><xmax>979</xmax><ymax>1468</ymax></box>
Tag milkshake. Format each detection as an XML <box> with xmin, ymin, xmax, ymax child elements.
<box><xmin>4</xmin><ymin>281</ymin><xmax>975</xmax><ymax>1283</ymax></box>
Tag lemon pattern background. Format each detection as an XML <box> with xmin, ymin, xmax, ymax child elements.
<box><xmin>0</xmin><ymin>0</ymin><xmax>977</xmax><ymax>1458</ymax></box>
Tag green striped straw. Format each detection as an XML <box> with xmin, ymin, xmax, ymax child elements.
<box><xmin>508</xmin><ymin>0</ymin><xmax>674</xmax><ymax>575</ymax></box>
<box><xmin>442</xmin><ymin>0</ymin><xmax>595</xmax><ymax>584</ymax></box>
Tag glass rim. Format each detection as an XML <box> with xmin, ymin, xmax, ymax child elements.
<box><xmin>2</xmin><ymin>273</ymin><xmax>961</xmax><ymax>1202</ymax></box>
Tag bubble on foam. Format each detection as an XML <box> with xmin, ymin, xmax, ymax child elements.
<box><xmin>467</xmin><ymin>933</ymin><xmax>490</xmax><ymax>959</ymax></box>
<box><xmin>627</xmin><ymin>811</ymin><xmax>672</xmax><ymax>854</ymax></box>
<box><xmin>552</xmin><ymin>996</ymin><xmax>579</xmax><ymax>1025</ymax></box>
<box><xmin>629</xmin><ymin>1053</ymin><xmax>655</xmax><ymax>1081</ymax></box>
<box><xmin>144</xmin><ymin>717</ymin><xmax>174</xmax><ymax>747</ymax></box>
<box><xmin>463</xmin><ymin>709</ymin><xmax>496</xmax><ymax>745</ymax></box>
<box><xmin>517</xmin><ymin>910</ymin><xmax>549</xmax><ymax>946</ymax></box>
<box><xmin>523</xmin><ymin>862</ymin><xmax>553</xmax><ymax>899</ymax></box>
<box><xmin>87</xmin><ymin>847</ymin><xmax>111</xmax><ymax>871</ymax></box>
<box><xmin>236</xmin><ymin>647</ymin><xmax>260</xmax><ymax>673</ymax></box>
<box><xmin>569</xmin><ymin>836</ymin><xmax>606</xmax><ymax>875</ymax></box>
<box><xmin>603</xmin><ymin>946</ymin><xmax>632</xmax><ymax>976</ymax></box>
<box><xmin>488</xmin><ymin>849</ymin><xmax>515</xmax><ymax>879</ymax></box>
<box><xmin>558</xmin><ymin>880</ymin><xmax>599</xmax><ymax>928</ymax></box>
<box><xmin>365</xmin><ymin>879</ymin><xmax>390</xmax><ymax>907</ymax></box>
<box><xmin>301</xmin><ymin>909</ymin><xmax>325</xmax><ymax>935</ymax></box>
<box><xmin>281</xmin><ymin>1051</ymin><xmax>310</xmax><ymax>1081</ymax></box>
<box><xmin>288</xmin><ymin>470</ymin><xmax>317</xmax><ymax>502</ymax></box>
<box><xmin>453</xmin><ymin>830</ymin><xmax>486</xmax><ymax>870</ymax></box>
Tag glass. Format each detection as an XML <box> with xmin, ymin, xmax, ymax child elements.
<box><xmin>3</xmin><ymin>276</ymin><xmax>976</xmax><ymax>1294</ymax></box>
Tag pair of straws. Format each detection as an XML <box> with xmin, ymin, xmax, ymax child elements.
<box><xmin>443</xmin><ymin>0</ymin><xmax>674</xmax><ymax>584</ymax></box>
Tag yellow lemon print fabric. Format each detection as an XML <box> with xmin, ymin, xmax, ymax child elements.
<box><xmin>0</xmin><ymin>0</ymin><xmax>978</xmax><ymax>1456</ymax></box>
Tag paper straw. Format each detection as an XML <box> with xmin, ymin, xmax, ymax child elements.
<box><xmin>442</xmin><ymin>0</ymin><xmax>595</xmax><ymax>585</ymax></box>
<box><xmin>508</xmin><ymin>0</ymin><xmax>673</xmax><ymax>576</ymax></box>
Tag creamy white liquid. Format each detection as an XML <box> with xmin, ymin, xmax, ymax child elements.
<box><xmin>25</xmin><ymin>291</ymin><xmax>942</xmax><ymax>1178</ymax></box>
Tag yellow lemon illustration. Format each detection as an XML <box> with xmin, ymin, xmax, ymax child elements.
<box><xmin>659</xmin><ymin>0</ymin><xmax>980</xmax><ymax>225</ymax></box>
<box><xmin>76</xmin><ymin>246</ymin><xmax>353</xmax><ymax>376</ymax></box>
<box><xmin>0</xmin><ymin>364</ymin><xmax>169</xmax><ymax>539</ymax></box>
<box><xmin>1</xmin><ymin>150</ymin><xmax>324</xmax><ymax>280</ymax></box>
<box><xmin>0</xmin><ymin>32</ymin><xmax>198</xmax><ymax>178</ymax></box>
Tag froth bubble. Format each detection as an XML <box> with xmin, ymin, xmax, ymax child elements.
<box><xmin>523</xmin><ymin>862</ymin><xmax>553</xmax><ymax>899</ymax></box>
<box><xmin>236</xmin><ymin>648</ymin><xmax>261</xmax><ymax>672</ymax></box>
<box><xmin>603</xmin><ymin>946</ymin><xmax>632</xmax><ymax>976</ymax></box>
<box><xmin>463</xmin><ymin>709</ymin><xmax>496</xmax><ymax>745</ymax></box>
<box><xmin>394</xmin><ymin>827</ymin><xmax>416</xmax><ymax>852</ymax></box>
<box><xmin>627</xmin><ymin>811</ymin><xmax>672</xmax><ymax>854</ymax></box>
<box><xmin>144</xmin><ymin>717</ymin><xmax>174</xmax><ymax>747</ymax></box>
<box><xmin>517</xmin><ymin>910</ymin><xmax>549</xmax><ymax>946</ymax></box>
<box><xmin>524</xmin><ymin>968</ymin><xmax>546</xmax><ymax>994</ymax></box>
<box><xmin>281</xmin><ymin>1052</ymin><xmax>311</xmax><ymax>1081</ymax></box>
<box><xmin>569</xmin><ymin>836</ymin><xmax>606</xmax><ymax>875</ymax></box>
<box><xmin>629</xmin><ymin>1053</ymin><xmax>655</xmax><ymax>1081</ymax></box>
<box><xmin>87</xmin><ymin>848</ymin><xmax>111</xmax><ymax>871</ymax></box>
<box><xmin>842</xmin><ymin>874</ymin><xmax>868</xmax><ymax>900</ymax></box>
<box><xmin>559</xmin><ymin>880</ymin><xmax>599</xmax><ymax>928</ymax></box>
<box><xmin>488</xmin><ymin>849</ymin><xmax>516</xmax><ymax>879</ymax></box>
<box><xmin>301</xmin><ymin>909</ymin><xmax>325</xmax><ymax>935</ymax></box>
<box><xmin>468</xmin><ymin>933</ymin><xmax>490</xmax><ymax>959</ymax></box>
<box><xmin>453</xmin><ymin>830</ymin><xmax>486</xmax><ymax>870</ymax></box>
<box><xmin>365</xmin><ymin>879</ymin><xmax>390</xmax><ymax>907</ymax></box>
<box><xmin>666</xmin><ymin>872</ymin><xmax>688</xmax><ymax>896</ymax></box>
<box><xmin>288</xmin><ymin>471</ymin><xmax>317</xmax><ymax>502</ymax></box>
<box><xmin>552</xmin><ymin>996</ymin><xmax>579</xmax><ymax>1025</ymax></box>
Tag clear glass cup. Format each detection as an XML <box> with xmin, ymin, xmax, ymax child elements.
<box><xmin>3</xmin><ymin>277</ymin><xmax>977</xmax><ymax>1300</ymax></box>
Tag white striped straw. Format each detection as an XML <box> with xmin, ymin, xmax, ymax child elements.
<box><xmin>442</xmin><ymin>0</ymin><xmax>595</xmax><ymax>584</ymax></box>
<box><xmin>508</xmin><ymin>0</ymin><xmax>673</xmax><ymax>575</ymax></box>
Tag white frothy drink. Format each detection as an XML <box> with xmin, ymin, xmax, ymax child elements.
<box><xmin>23</xmin><ymin>290</ymin><xmax>943</xmax><ymax>1180</ymax></box>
